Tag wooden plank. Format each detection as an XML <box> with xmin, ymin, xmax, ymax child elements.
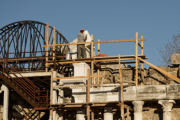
<box><xmin>52</xmin><ymin>102</ymin><xmax>131</xmax><ymax>109</ymax></box>
<box><xmin>55</xmin><ymin>85</ymin><xmax>87</xmax><ymax>89</ymax></box>
<box><xmin>135</xmin><ymin>32</ymin><xmax>139</xmax><ymax>86</ymax></box>
<box><xmin>54</xmin><ymin>75</ymin><xmax>103</xmax><ymax>80</ymax></box>
<box><xmin>43</xmin><ymin>38</ymin><xmax>145</xmax><ymax>47</ymax></box>
<box><xmin>1</xmin><ymin>55</ymin><xmax>145</xmax><ymax>62</ymax></box>
<box><xmin>91</xmin><ymin>37</ymin><xmax>94</xmax><ymax>84</ymax></box>
<box><xmin>53</xmin><ymin>26</ymin><xmax>56</xmax><ymax>61</ymax></box>
<box><xmin>45</xmin><ymin>22</ymin><xmax>49</xmax><ymax>72</ymax></box>
<box><xmin>64</xmin><ymin>104</ymin><xmax>83</xmax><ymax>108</ymax></box>
<box><xmin>47</xmin><ymin>57</ymin><xmax>138</xmax><ymax>65</ymax></box>
<box><xmin>138</xmin><ymin>57</ymin><xmax>180</xmax><ymax>83</ymax></box>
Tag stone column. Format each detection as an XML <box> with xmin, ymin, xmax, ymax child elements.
<box><xmin>76</xmin><ymin>110</ymin><xmax>85</xmax><ymax>120</ymax></box>
<box><xmin>50</xmin><ymin>70</ymin><xmax>58</xmax><ymax>120</ymax></box>
<box><xmin>158</xmin><ymin>100</ymin><xmax>175</xmax><ymax>120</ymax></box>
<box><xmin>56</xmin><ymin>110</ymin><xmax>63</xmax><ymax>120</ymax></box>
<box><xmin>104</xmin><ymin>107</ymin><xmax>113</xmax><ymax>120</ymax></box>
<box><xmin>132</xmin><ymin>101</ymin><xmax>144</xmax><ymax>120</ymax></box>
<box><xmin>1</xmin><ymin>84</ymin><xmax>9</xmax><ymax>120</ymax></box>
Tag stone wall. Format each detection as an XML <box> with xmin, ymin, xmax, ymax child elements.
<box><xmin>96</xmin><ymin>64</ymin><xmax>179</xmax><ymax>85</ymax></box>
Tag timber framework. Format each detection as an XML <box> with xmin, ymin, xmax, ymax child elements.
<box><xmin>0</xmin><ymin>20</ymin><xmax>180</xmax><ymax>120</ymax></box>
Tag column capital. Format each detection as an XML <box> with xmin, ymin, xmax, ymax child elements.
<box><xmin>132</xmin><ymin>101</ymin><xmax>144</xmax><ymax>112</ymax></box>
<box><xmin>158</xmin><ymin>100</ymin><xmax>175</xmax><ymax>112</ymax></box>
<box><xmin>77</xmin><ymin>110</ymin><xmax>85</xmax><ymax>114</ymax></box>
<box><xmin>104</xmin><ymin>107</ymin><xmax>112</xmax><ymax>113</ymax></box>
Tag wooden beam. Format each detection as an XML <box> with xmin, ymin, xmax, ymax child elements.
<box><xmin>91</xmin><ymin>37</ymin><xmax>94</xmax><ymax>84</ymax></box>
<box><xmin>53</xmin><ymin>26</ymin><xmax>56</xmax><ymax>61</ymax></box>
<box><xmin>54</xmin><ymin>75</ymin><xmax>103</xmax><ymax>80</ymax></box>
<box><xmin>86</xmin><ymin>70</ymin><xmax>91</xmax><ymax>120</ymax></box>
<box><xmin>47</xmin><ymin>57</ymin><xmax>139</xmax><ymax>65</ymax></box>
<box><xmin>91</xmin><ymin>111</ymin><xmax>94</xmax><ymax>120</ymax></box>
<box><xmin>43</xmin><ymin>38</ymin><xmax>146</xmax><ymax>47</ymax></box>
<box><xmin>86</xmin><ymin>105</ymin><xmax>90</xmax><ymax>120</ymax></box>
<box><xmin>64</xmin><ymin>104</ymin><xmax>83</xmax><ymax>108</ymax></box>
<box><xmin>135</xmin><ymin>32</ymin><xmax>139</xmax><ymax>86</ymax></box>
<box><xmin>138</xmin><ymin>57</ymin><xmax>180</xmax><ymax>83</ymax></box>
<box><xmin>45</xmin><ymin>22</ymin><xmax>49</xmax><ymax>72</ymax></box>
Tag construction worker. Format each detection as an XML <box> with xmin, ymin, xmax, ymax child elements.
<box><xmin>77</xmin><ymin>29</ymin><xmax>87</xmax><ymax>59</ymax></box>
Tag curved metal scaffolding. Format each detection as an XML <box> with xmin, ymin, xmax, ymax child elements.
<box><xmin>0</xmin><ymin>20</ymin><xmax>69</xmax><ymax>71</ymax></box>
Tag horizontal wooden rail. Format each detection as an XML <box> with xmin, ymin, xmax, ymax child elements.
<box><xmin>51</xmin><ymin>101</ymin><xmax>131</xmax><ymax>109</ymax></box>
<box><xmin>53</xmin><ymin>75</ymin><xmax>103</xmax><ymax>80</ymax></box>
<box><xmin>47</xmin><ymin>57</ymin><xmax>143</xmax><ymax>65</ymax></box>
<box><xmin>43</xmin><ymin>38</ymin><xmax>145</xmax><ymax>47</ymax></box>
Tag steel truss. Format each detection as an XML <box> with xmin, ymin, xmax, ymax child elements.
<box><xmin>0</xmin><ymin>20</ymin><xmax>69</xmax><ymax>71</ymax></box>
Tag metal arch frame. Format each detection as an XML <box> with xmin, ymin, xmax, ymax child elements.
<box><xmin>0</xmin><ymin>20</ymin><xmax>69</xmax><ymax>71</ymax></box>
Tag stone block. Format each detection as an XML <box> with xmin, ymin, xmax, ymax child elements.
<box><xmin>136</xmin><ymin>85</ymin><xmax>166</xmax><ymax>100</ymax></box>
<box><xmin>124</xmin><ymin>86</ymin><xmax>136</xmax><ymax>101</ymax></box>
<box><xmin>171</xmin><ymin>54</ymin><xmax>180</xmax><ymax>65</ymax></box>
<box><xmin>74</xmin><ymin>95</ymin><xmax>86</xmax><ymax>103</ymax></box>
<box><xmin>73</xmin><ymin>63</ymin><xmax>90</xmax><ymax>76</ymax></box>
<box><xmin>93</xmin><ymin>93</ymin><xmax>107</xmax><ymax>102</ymax></box>
<box><xmin>106</xmin><ymin>92</ymin><xmax>118</xmax><ymax>101</ymax></box>
<box><xmin>167</xmin><ymin>84</ymin><xmax>180</xmax><ymax>99</ymax></box>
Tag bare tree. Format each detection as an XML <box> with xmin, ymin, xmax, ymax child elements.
<box><xmin>160</xmin><ymin>33</ymin><xmax>180</xmax><ymax>65</ymax></box>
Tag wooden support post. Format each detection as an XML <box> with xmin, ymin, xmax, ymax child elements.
<box><xmin>45</xmin><ymin>22</ymin><xmax>49</xmax><ymax>72</ymax></box>
<box><xmin>86</xmin><ymin>105</ymin><xmax>90</xmax><ymax>120</ymax></box>
<box><xmin>53</xmin><ymin>26</ymin><xmax>56</xmax><ymax>61</ymax></box>
<box><xmin>118</xmin><ymin>55</ymin><xmax>124</xmax><ymax>120</ymax></box>
<box><xmin>53</xmin><ymin>26</ymin><xmax>56</xmax><ymax>70</ymax></box>
<box><xmin>141</xmin><ymin>35</ymin><xmax>145</xmax><ymax>85</ymax></box>
<box><xmin>86</xmin><ymin>35</ymin><xmax>94</xmax><ymax>120</ymax></box>
<box><xmin>98</xmin><ymin>39</ymin><xmax>100</xmax><ymax>55</ymax></box>
<box><xmin>86</xmin><ymin>70</ymin><xmax>91</xmax><ymax>120</ymax></box>
<box><xmin>97</xmin><ymin>40</ymin><xmax>100</xmax><ymax>86</ymax></box>
<box><xmin>135</xmin><ymin>32</ymin><xmax>139</xmax><ymax>86</ymax></box>
<box><xmin>126</xmin><ymin>107</ymin><xmax>130</xmax><ymax>120</ymax></box>
<box><xmin>91</xmin><ymin>110</ymin><xmax>94</xmax><ymax>120</ymax></box>
<box><xmin>91</xmin><ymin>36</ymin><xmax>94</xmax><ymax>85</ymax></box>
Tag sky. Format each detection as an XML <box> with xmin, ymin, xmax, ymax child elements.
<box><xmin>0</xmin><ymin>0</ymin><xmax>180</xmax><ymax>66</ymax></box>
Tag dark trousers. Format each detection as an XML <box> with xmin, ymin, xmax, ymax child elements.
<box><xmin>77</xmin><ymin>45</ymin><xmax>86</xmax><ymax>59</ymax></box>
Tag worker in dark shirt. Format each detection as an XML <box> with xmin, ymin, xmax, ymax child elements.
<box><xmin>77</xmin><ymin>29</ymin><xmax>87</xmax><ymax>59</ymax></box>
